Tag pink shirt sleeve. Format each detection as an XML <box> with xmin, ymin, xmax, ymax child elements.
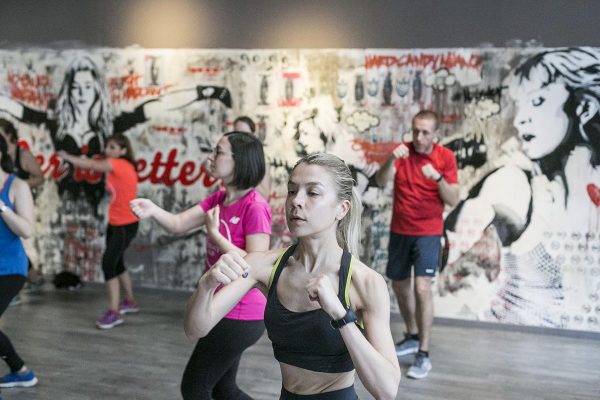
<box><xmin>243</xmin><ymin>202</ymin><xmax>272</xmax><ymax>236</ymax></box>
<box><xmin>199</xmin><ymin>189</ymin><xmax>226</xmax><ymax>212</ymax></box>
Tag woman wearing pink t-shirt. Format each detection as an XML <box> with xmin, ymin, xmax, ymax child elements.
<box><xmin>58</xmin><ymin>134</ymin><xmax>140</xmax><ymax>329</ymax></box>
<box><xmin>131</xmin><ymin>131</ymin><xmax>271</xmax><ymax>400</ymax></box>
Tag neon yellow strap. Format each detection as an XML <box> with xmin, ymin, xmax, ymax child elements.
<box><xmin>345</xmin><ymin>255</ymin><xmax>364</xmax><ymax>329</ymax></box>
<box><xmin>344</xmin><ymin>255</ymin><xmax>355</xmax><ymax>308</ymax></box>
<box><xmin>268</xmin><ymin>246</ymin><xmax>292</xmax><ymax>290</ymax></box>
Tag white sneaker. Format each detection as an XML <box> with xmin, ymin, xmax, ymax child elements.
<box><xmin>407</xmin><ymin>352</ymin><xmax>431</xmax><ymax>379</ymax></box>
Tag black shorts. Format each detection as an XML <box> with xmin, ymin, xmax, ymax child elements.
<box><xmin>386</xmin><ymin>233</ymin><xmax>441</xmax><ymax>281</ymax></box>
<box><xmin>102</xmin><ymin>222</ymin><xmax>139</xmax><ymax>280</ymax></box>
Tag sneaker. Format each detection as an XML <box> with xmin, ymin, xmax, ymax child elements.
<box><xmin>96</xmin><ymin>309</ymin><xmax>124</xmax><ymax>329</ymax></box>
<box><xmin>395</xmin><ymin>333</ymin><xmax>419</xmax><ymax>356</ymax></box>
<box><xmin>26</xmin><ymin>277</ymin><xmax>46</xmax><ymax>292</ymax></box>
<box><xmin>0</xmin><ymin>369</ymin><xmax>38</xmax><ymax>388</ymax></box>
<box><xmin>407</xmin><ymin>352</ymin><xmax>432</xmax><ymax>379</ymax></box>
<box><xmin>119</xmin><ymin>299</ymin><xmax>140</xmax><ymax>314</ymax></box>
<box><xmin>8</xmin><ymin>295</ymin><xmax>22</xmax><ymax>307</ymax></box>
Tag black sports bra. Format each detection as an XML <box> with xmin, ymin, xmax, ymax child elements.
<box><xmin>263</xmin><ymin>245</ymin><xmax>356</xmax><ymax>373</ymax></box>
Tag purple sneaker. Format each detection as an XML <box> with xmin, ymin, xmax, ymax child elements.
<box><xmin>96</xmin><ymin>309</ymin><xmax>123</xmax><ymax>329</ymax></box>
<box><xmin>119</xmin><ymin>299</ymin><xmax>140</xmax><ymax>314</ymax></box>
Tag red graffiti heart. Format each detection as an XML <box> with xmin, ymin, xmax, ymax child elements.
<box><xmin>587</xmin><ymin>184</ymin><xmax>600</xmax><ymax>207</ymax></box>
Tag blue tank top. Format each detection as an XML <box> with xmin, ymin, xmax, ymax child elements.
<box><xmin>263</xmin><ymin>245</ymin><xmax>356</xmax><ymax>373</ymax></box>
<box><xmin>0</xmin><ymin>175</ymin><xmax>27</xmax><ymax>277</ymax></box>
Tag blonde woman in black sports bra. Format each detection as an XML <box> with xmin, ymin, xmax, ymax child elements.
<box><xmin>184</xmin><ymin>153</ymin><xmax>400</xmax><ymax>400</ymax></box>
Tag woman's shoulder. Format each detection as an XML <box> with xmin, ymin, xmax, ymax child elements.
<box><xmin>244</xmin><ymin>190</ymin><xmax>271</xmax><ymax>211</ymax></box>
<box><xmin>247</xmin><ymin>248</ymin><xmax>287</xmax><ymax>267</ymax></box>
<box><xmin>110</xmin><ymin>157</ymin><xmax>133</xmax><ymax>167</ymax></box>
<box><xmin>246</xmin><ymin>188</ymin><xmax>269</xmax><ymax>205</ymax></box>
<box><xmin>350</xmin><ymin>258</ymin><xmax>389</xmax><ymax>306</ymax></box>
<box><xmin>9</xmin><ymin>175</ymin><xmax>27</xmax><ymax>188</ymax></box>
<box><xmin>8</xmin><ymin>176</ymin><xmax>32</xmax><ymax>198</ymax></box>
<box><xmin>247</xmin><ymin>248</ymin><xmax>288</xmax><ymax>285</ymax></box>
<box><xmin>351</xmin><ymin>258</ymin><xmax>387</xmax><ymax>292</ymax></box>
<box><xmin>108</xmin><ymin>158</ymin><xmax>134</xmax><ymax>174</ymax></box>
<box><xmin>351</xmin><ymin>258</ymin><xmax>387</xmax><ymax>287</ymax></box>
<box><xmin>198</xmin><ymin>189</ymin><xmax>226</xmax><ymax>210</ymax></box>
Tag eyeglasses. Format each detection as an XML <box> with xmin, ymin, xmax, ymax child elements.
<box><xmin>211</xmin><ymin>147</ymin><xmax>234</xmax><ymax>157</ymax></box>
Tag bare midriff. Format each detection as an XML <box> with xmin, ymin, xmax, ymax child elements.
<box><xmin>280</xmin><ymin>362</ymin><xmax>355</xmax><ymax>394</ymax></box>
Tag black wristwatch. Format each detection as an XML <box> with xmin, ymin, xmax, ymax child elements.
<box><xmin>435</xmin><ymin>174</ymin><xmax>443</xmax><ymax>182</ymax></box>
<box><xmin>330</xmin><ymin>309</ymin><xmax>358</xmax><ymax>329</ymax></box>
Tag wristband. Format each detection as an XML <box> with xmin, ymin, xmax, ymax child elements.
<box><xmin>435</xmin><ymin>174</ymin><xmax>443</xmax><ymax>182</ymax></box>
<box><xmin>330</xmin><ymin>309</ymin><xmax>358</xmax><ymax>329</ymax></box>
<box><xmin>0</xmin><ymin>203</ymin><xmax>8</xmax><ymax>214</ymax></box>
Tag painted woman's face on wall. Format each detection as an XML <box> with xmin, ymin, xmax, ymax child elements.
<box><xmin>512</xmin><ymin>81</ymin><xmax>571</xmax><ymax>160</ymax></box>
<box><xmin>71</xmin><ymin>70</ymin><xmax>96</xmax><ymax>111</ymax></box>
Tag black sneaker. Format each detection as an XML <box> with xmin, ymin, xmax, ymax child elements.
<box><xmin>395</xmin><ymin>333</ymin><xmax>419</xmax><ymax>356</ymax></box>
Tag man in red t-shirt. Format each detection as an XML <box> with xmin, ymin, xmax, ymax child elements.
<box><xmin>375</xmin><ymin>110</ymin><xmax>459</xmax><ymax>379</ymax></box>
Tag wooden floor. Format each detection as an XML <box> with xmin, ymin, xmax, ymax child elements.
<box><xmin>1</xmin><ymin>284</ymin><xmax>599</xmax><ymax>400</ymax></box>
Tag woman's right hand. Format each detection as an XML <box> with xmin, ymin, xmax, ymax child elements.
<box><xmin>200</xmin><ymin>252</ymin><xmax>250</xmax><ymax>290</ymax></box>
<box><xmin>130</xmin><ymin>198</ymin><xmax>158</xmax><ymax>219</ymax></box>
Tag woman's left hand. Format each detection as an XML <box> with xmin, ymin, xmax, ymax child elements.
<box><xmin>206</xmin><ymin>205</ymin><xmax>221</xmax><ymax>238</ymax></box>
<box><xmin>305</xmin><ymin>274</ymin><xmax>346</xmax><ymax>320</ymax></box>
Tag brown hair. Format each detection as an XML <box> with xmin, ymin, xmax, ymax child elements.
<box><xmin>413</xmin><ymin>110</ymin><xmax>439</xmax><ymax>130</ymax></box>
<box><xmin>106</xmin><ymin>134</ymin><xmax>136</xmax><ymax>166</ymax></box>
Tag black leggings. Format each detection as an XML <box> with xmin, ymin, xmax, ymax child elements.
<box><xmin>0</xmin><ymin>275</ymin><xmax>27</xmax><ymax>372</ymax></box>
<box><xmin>181</xmin><ymin>318</ymin><xmax>265</xmax><ymax>400</ymax></box>
<box><xmin>102</xmin><ymin>222</ymin><xmax>138</xmax><ymax>280</ymax></box>
<box><xmin>280</xmin><ymin>386</ymin><xmax>358</xmax><ymax>400</ymax></box>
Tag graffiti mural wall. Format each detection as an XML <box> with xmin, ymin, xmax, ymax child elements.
<box><xmin>0</xmin><ymin>47</ymin><xmax>598</xmax><ymax>332</ymax></box>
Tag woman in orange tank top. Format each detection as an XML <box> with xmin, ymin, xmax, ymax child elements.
<box><xmin>58</xmin><ymin>134</ymin><xmax>140</xmax><ymax>330</ymax></box>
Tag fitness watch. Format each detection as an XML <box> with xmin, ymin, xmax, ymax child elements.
<box><xmin>330</xmin><ymin>309</ymin><xmax>358</xmax><ymax>329</ymax></box>
<box><xmin>435</xmin><ymin>174</ymin><xmax>443</xmax><ymax>182</ymax></box>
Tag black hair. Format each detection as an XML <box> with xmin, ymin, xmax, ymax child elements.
<box><xmin>233</xmin><ymin>116</ymin><xmax>256</xmax><ymax>134</ymax></box>
<box><xmin>0</xmin><ymin>135</ymin><xmax>14</xmax><ymax>173</ymax></box>
<box><xmin>223</xmin><ymin>131</ymin><xmax>265</xmax><ymax>189</ymax></box>
<box><xmin>0</xmin><ymin>118</ymin><xmax>19</xmax><ymax>143</ymax></box>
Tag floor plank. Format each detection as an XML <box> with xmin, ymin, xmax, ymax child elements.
<box><xmin>1</xmin><ymin>284</ymin><xmax>598</xmax><ymax>399</ymax></box>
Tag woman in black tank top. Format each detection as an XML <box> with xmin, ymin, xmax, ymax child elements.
<box><xmin>184</xmin><ymin>153</ymin><xmax>401</xmax><ymax>400</ymax></box>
